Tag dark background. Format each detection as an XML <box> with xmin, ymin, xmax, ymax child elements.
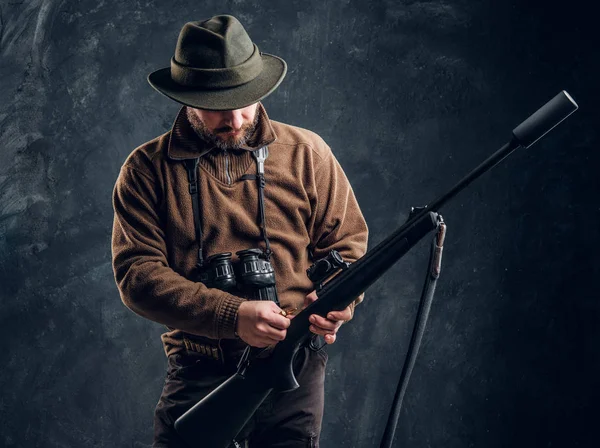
<box><xmin>0</xmin><ymin>0</ymin><xmax>597</xmax><ymax>447</ymax></box>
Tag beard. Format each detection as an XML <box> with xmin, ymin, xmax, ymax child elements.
<box><xmin>186</xmin><ymin>107</ymin><xmax>259</xmax><ymax>151</ymax></box>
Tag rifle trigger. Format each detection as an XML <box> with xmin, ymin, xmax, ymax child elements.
<box><xmin>309</xmin><ymin>335</ymin><xmax>327</xmax><ymax>353</ymax></box>
<box><xmin>236</xmin><ymin>346</ymin><xmax>251</xmax><ymax>374</ymax></box>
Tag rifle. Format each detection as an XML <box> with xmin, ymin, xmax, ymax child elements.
<box><xmin>174</xmin><ymin>91</ymin><xmax>578</xmax><ymax>448</ymax></box>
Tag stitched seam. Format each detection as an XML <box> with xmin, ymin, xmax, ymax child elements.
<box><xmin>273</xmin><ymin>140</ymin><xmax>327</xmax><ymax>163</ymax></box>
<box><xmin>122</xmin><ymin>165</ymin><xmax>156</xmax><ymax>184</ymax></box>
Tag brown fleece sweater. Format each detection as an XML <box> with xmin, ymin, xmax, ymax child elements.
<box><xmin>112</xmin><ymin>104</ymin><xmax>368</xmax><ymax>356</ymax></box>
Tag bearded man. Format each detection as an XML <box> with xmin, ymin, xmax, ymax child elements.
<box><xmin>111</xmin><ymin>15</ymin><xmax>368</xmax><ymax>448</ymax></box>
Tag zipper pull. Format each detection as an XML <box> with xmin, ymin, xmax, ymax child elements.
<box><xmin>254</xmin><ymin>146</ymin><xmax>268</xmax><ymax>175</ymax></box>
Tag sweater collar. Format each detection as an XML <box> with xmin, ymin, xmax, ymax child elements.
<box><xmin>167</xmin><ymin>103</ymin><xmax>277</xmax><ymax>160</ymax></box>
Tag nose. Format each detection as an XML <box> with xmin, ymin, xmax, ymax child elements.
<box><xmin>223</xmin><ymin>109</ymin><xmax>244</xmax><ymax>130</ymax></box>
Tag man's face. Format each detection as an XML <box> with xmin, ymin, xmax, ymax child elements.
<box><xmin>186</xmin><ymin>103</ymin><xmax>259</xmax><ymax>150</ymax></box>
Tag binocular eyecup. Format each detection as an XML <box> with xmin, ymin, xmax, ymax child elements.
<box><xmin>196</xmin><ymin>248</ymin><xmax>279</xmax><ymax>304</ymax></box>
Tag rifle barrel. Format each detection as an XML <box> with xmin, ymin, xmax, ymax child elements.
<box><xmin>422</xmin><ymin>90</ymin><xmax>578</xmax><ymax>218</ymax></box>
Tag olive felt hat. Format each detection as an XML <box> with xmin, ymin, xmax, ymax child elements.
<box><xmin>148</xmin><ymin>15</ymin><xmax>287</xmax><ymax>110</ymax></box>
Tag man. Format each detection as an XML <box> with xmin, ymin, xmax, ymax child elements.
<box><xmin>112</xmin><ymin>15</ymin><xmax>368</xmax><ymax>448</ymax></box>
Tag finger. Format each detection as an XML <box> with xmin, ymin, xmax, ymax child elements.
<box><xmin>266</xmin><ymin>312</ymin><xmax>291</xmax><ymax>330</ymax></box>
<box><xmin>310</xmin><ymin>314</ymin><xmax>341</xmax><ymax>331</ymax></box>
<box><xmin>306</xmin><ymin>290</ymin><xmax>318</xmax><ymax>301</ymax></box>
<box><xmin>309</xmin><ymin>324</ymin><xmax>337</xmax><ymax>337</ymax></box>
<box><xmin>268</xmin><ymin>328</ymin><xmax>287</xmax><ymax>341</ymax></box>
<box><xmin>259</xmin><ymin>324</ymin><xmax>287</xmax><ymax>341</ymax></box>
<box><xmin>261</xmin><ymin>304</ymin><xmax>290</xmax><ymax>326</ymax></box>
<box><xmin>304</xmin><ymin>290</ymin><xmax>318</xmax><ymax>307</ymax></box>
<box><xmin>324</xmin><ymin>333</ymin><xmax>337</xmax><ymax>344</ymax></box>
<box><xmin>327</xmin><ymin>308</ymin><xmax>352</xmax><ymax>322</ymax></box>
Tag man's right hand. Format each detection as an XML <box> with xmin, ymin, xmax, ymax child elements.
<box><xmin>236</xmin><ymin>301</ymin><xmax>291</xmax><ymax>348</ymax></box>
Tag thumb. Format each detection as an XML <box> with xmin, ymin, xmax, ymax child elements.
<box><xmin>304</xmin><ymin>290</ymin><xmax>318</xmax><ymax>307</ymax></box>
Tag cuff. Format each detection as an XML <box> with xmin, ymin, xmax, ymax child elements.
<box><xmin>216</xmin><ymin>294</ymin><xmax>246</xmax><ymax>339</ymax></box>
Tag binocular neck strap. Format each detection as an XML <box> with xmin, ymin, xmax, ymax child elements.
<box><xmin>183</xmin><ymin>146</ymin><xmax>273</xmax><ymax>268</ymax></box>
<box><xmin>183</xmin><ymin>158</ymin><xmax>204</xmax><ymax>267</ymax></box>
<box><xmin>252</xmin><ymin>147</ymin><xmax>272</xmax><ymax>260</ymax></box>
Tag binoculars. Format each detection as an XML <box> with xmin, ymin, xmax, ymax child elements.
<box><xmin>196</xmin><ymin>248</ymin><xmax>279</xmax><ymax>304</ymax></box>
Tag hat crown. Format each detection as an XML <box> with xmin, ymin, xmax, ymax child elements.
<box><xmin>175</xmin><ymin>15</ymin><xmax>255</xmax><ymax>69</ymax></box>
<box><xmin>147</xmin><ymin>14</ymin><xmax>287</xmax><ymax>111</ymax></box>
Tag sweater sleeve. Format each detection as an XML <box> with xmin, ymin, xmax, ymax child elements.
<box><xmin>309</xmin><ymin>145</ymin><xmax>369</xmax><ymax>319</ymax></box>
<box><xmin>111</xmin><ymin>165</ymin><xmax>244</xmax><ymax>339</ymax></box>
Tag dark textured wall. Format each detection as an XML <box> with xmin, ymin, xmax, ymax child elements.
<box><xmin>1</xmin><ymin>1</ymin><xmax>597</xmax><ymax>447</ymax></box>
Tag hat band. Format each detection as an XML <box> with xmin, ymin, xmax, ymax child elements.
<box><xmin>170</xmin><ymin>44</ymin><xmax>263</xmax><ymax>89</ymax></box>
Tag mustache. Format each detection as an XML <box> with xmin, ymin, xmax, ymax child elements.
<box><xmin>215</xmin><ymin>123</ymin><xmax>251</xmax><ymax>134</ymax></box>
<box><xmin>215</xmin><ymin>126</ymin><xmax>237</xmax><ymax>133</ymax></box>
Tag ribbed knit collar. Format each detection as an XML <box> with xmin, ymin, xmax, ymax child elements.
<box><xmin>167</xmin><ymin>102</ymin><xmax>277</xmax><ymax>161</ymax></box>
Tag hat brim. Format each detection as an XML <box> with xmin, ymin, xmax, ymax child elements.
<box><xmin>147</xmin><ymin>53</ymin><xmax>287</xmax><ymax>111</ymax></box>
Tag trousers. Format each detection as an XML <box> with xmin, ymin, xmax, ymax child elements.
<box><xmin>153</xmin><ymin>343</ymin><xmax>328</xmax><ymax>448</ymax></box>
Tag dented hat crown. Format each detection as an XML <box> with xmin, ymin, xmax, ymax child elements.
<box><xmin>148</xmin><ymin>15</ymin><xmax>287</xmax><ymax>110</ymax></box>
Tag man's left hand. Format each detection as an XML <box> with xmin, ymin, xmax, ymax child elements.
<box><xmin>303</xmin><ymin>290</ymin><xmax>351</xmax><ymax>344</ymax></box>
